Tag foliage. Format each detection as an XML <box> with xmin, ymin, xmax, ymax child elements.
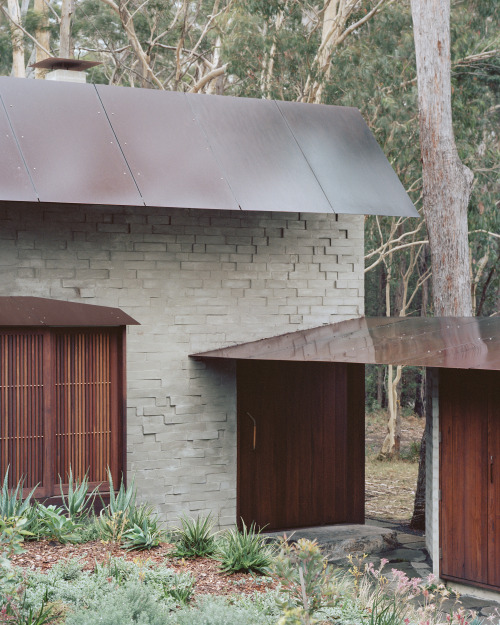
<box><xmin>0</xmin><ymin>469</ymin><xmax>37</xmax><ymax>522</ymax></box>
<box><xmin>103</xmin><ymin>470</ymin><xmax>136</xmax><ymax>518</ymax></box>
<box><xmin>216</xmin><ymin>520</ymin><xmax>275</xmax><ymax>575</ymax></box>
<box><xmin>172</xmin><ymin>514</ymin><xmax>217</xmax><ymax>559</ymax></box>
<box><xmin>59</xmin><ymin>468</ymin><xmax>96</xmax><ymax>521</ymax></box>
<box><xmin>121</xmin><ymin>509</ymin><xmax>164</xmax><ymax>551</ymax></box>
<box><xmin>169</xmin><ymin>594</ymin><xmax>279</xmax><ymax>625</ymax></box>
<box><xmin>66</xmin><ymin>581</ymin><xmax>168</xmax><ymax>625</ymax></box>
<box><xmin>97</xmin><ymin>471</ymin><xmax>137</xmax><ymax>542</ymax></box>
<box><xmin>35</xmin><ymin>505</ymin><xmax>82</xmax><ymax>544</ymax></box>
<box><xmin>272</xmin><ymin>538</ymin><xmax>339</xmax><ymax>619</ymax></box>
<box><xmin>0</xmin><ymin>517</ymin><xmax>29</xmax><ymax>615</ymax></box>
<box><xmin>23</xmin><ymin>555</ymin><xmax>194</xmax><ymax>616</ymax></box>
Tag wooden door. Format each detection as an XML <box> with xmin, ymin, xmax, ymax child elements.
<box><xmin>237</xmin><ymin>360</ymin><xmax>364</xmax><ymax>531</ymax></box>
<box><xmin>440</xmin><ymin>368</ymin><xmax>500</xmax><ymax>591</ymax></box>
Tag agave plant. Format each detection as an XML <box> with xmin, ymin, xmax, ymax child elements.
<box><xmin>59</xmin><ymin>467</ymin><xmax>97</xmax><ymax>520</ymax></box>
<box><xmin>0</xmin><ymin>467</ymin><xmax>37</xmax><ymax>521</ymax></box>
<box><xmin>172</xmin><ymin>514</ymin><xmax>218</xmax><ymax>559</ymax></box>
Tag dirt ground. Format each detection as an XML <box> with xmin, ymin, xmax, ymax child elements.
<box><xmin>365</xmin><ymin>411</ymin><xmax>425</xmax><ymax>524</ymax></box>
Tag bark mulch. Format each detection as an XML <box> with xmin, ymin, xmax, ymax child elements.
<box><xmin>10</xmin><ymin>540</ymin><xmax>277</xmax><ymax>597</ymax></box>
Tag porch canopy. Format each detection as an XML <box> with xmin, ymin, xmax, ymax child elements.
<box><xmin>0</xmin><ymin>77</ymin><xmax>417</xmax><ymax>217</ymax></box>
<box><xmin>191</xmin><ymin>316</ymin><xmax>500</xmax><ymax>371</ymax></box>
<box><xmin>0</xmin><ymin>296</ymin><xmax>139</xmax><ymax>327</ymax></box>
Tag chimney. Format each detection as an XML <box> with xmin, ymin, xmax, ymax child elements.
<box><xmin>30</xmin><ymin>58</ymin><xmax>101</xmax><ymax>83</ymax></box>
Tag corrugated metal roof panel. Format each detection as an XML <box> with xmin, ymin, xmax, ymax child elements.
<box><xmin>0</xmin><ymin>297</ymin><xmax>139</xmax><ymax>326</ymax></box>
<box><xmin>0</xmin><ymin>93</ymin><xmax>38</xmax><ymax>202</ymax></box>
<box><xmin>0</xmin><ymin>77</ymin><xmax>143</xmax><ymax>206</ymax></box>
<box><xmin>187</xmin><ymin>93</ymin><xmax>334</xmax><ymax>213</ymax></box>
<box><xmin>191</xmin><ymin>317</ymin><xmax>500</xmax><ymax>371</ymax></box>
<box><xmin>95</xmin><ymin>85</ymin><xmax>238</xmax><ymax>210</ymax></box>
<box><xmin>276</xmin><ymin>101</ymin><xmax>418</xmax><ymax>217</ymax></box>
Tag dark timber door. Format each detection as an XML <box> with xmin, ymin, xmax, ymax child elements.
<box><xmin>237</xmin><ymin>360</ymin><xmax>364</xmax><ymax>531</ymax></box>
<box><xmin>440</xmin><ymin>368</ymin><xmax>500</xmax><ymax>591</ymax></box>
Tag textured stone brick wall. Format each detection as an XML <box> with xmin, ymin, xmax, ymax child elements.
<box><xmin>0</xmin><ymin>202</ymin><xmax>364</xmax><ymax>527</ymax></box>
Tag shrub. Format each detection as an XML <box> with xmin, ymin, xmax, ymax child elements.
<box><xmin>216</xmin><ymin>521</ymin><xmax>275</xmax><ymax>575</ymax></box>
<box><xmin>0</xmin><ymin>469</ymin><xmax>37</xmax><ymax>521</ymax></box>
<box><xmin>97</xmin><ymin>471</ymin><xmax>137</xmax><ymax>542</ymax></box>
<box><xmin>169</xmin><ymin>594</ymin><xmax>279</xmax><ymax>625</ymax></box>
<box><xmin>36</xmin><ymin>505</ymin><xmax>82</xmax><ymax>544</ymax></box>
<box><xmin>172</xmin><ymin>514</ymin><xmax>217</xmax><ymax>559</ymax></box>
<box><xmin>272</xmin><ymin>538</ymin><xmax>339</xmax><ymax>620</ymax></box>
<box><xmin>121</xmin><ymin>504</ymin><xmax>165</xmax><ymax>551</ymax></box>
<box><xmin>66</xmin><ymin>581</ymin><xmax>167</xmax><ymax>625</ymax></box>
<box><xmin>59</xmin><ymin>469</ymin><xmax>96</xmax><ymax>521</ymax></box>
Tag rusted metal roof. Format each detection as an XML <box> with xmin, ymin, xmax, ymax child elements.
<box><xmin>0</xmin><ymin>96</ymin><xmax>38</xmax><ymax>202</ymax></box>
<box><xmin>275</xmin><ymin>102</ymin><xmax>416</xmax><ymax>217</ymax></box>
<box><xmin>191</xmin><ymin>317</ymin><xmax>500</xmax><ymax>371</ymax></box>
<box><xmin>0</xmin><ymin>297</ymin><xmax>139</xmax><ymax>327</ymax></box>
<box><xmin>187</xmin><ymin>93</ymin><xmax>333</xmax><ymax>213</ymax></box>
<box><xmin>0</xmin><ymin>78</ymin><xmax>143</xmax><ymax>206</ymax></box>
<box><xmin>0</xmin><ymin>77</ymin><xmax>418</xmax><ymax>217</ymax></box>
<box><xmin>95</xmin><ymin>85</ymin><xmax>238</xmax><ymax>210</ymax></box>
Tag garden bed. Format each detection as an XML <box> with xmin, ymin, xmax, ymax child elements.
<box><xmin>10</xmin><ymin>540</ymin><xmax>277</xmax><ymax>597</ymax></box>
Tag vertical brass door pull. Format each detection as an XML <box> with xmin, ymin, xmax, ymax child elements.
<box><xmin>246</xmin><ymin>412</ymin><xmax>256</xmax><ymax>450</ymax></box>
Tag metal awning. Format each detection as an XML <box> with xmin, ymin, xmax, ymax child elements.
<box><xmin>0</xmin><ymin>77</ymin><xmax>418</xmax><ymax>217</ymax></box>
<box><xmin>191</xmin><ymin>317</ymin><xmax>500</xmax><ymax>370</ymax></box>
<box><xmin>0</xmin><ymin>297</ymin><xmax>139</xmax><ymax>326</ymax></box>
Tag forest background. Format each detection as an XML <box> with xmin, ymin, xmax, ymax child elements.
<box><xmin>1</xmin><ymin>0</ymin><xmax>499</xmax><ymax>517</ymax></box>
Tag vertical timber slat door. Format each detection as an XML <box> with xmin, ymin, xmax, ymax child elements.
<box><xmin>0</xmin><ymin>332</ymin><xmax>44</xmax><ymax>492</ymax></box>
<box><xmin>0</xmin><ymin>326</ymin><xmax>125</xmax><ymax>500</ymax></box>
<box><xmin>237</xmin><ymin>360</ymin><xmax>364</xmax><ymax>531</ymax></box>
<box><xmin>440</xmin><ymin>368</ymin><xmax>500</xmax><ymax>591</ymax></box>
<box><xmin>54</xmin><ymin>329</ymin><xmax>119</xmax><ymax>488</ymax></box>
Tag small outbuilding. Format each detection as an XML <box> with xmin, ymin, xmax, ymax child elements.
<box><xmin>193</xmin><ymin>316</ymin><xmax>500</xmax><ymax>597</ymax></box>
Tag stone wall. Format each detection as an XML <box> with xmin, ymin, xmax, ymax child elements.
<box><xmin>0</xmin><ymin>202</ymin><xmax>364</xmax><ymax>527</ymax></box>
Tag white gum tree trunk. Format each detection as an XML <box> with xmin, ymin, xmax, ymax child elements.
<box><xmin>410</xmin><ymin>0</ymin><xmax>474</xmax><ymax>316</ymax></box>
<box><xmin>7</xmin><ymin>0</ymin><xmax>25</xmax><ymax>77</ymax></box>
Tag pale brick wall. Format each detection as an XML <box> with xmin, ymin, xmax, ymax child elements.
<box><xmin>0</xmin><ymin>202</ymin><xmax>364</xmax><ymax>528</ymax></box>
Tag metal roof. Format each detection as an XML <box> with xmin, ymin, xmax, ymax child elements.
<box><xmin>0</xmin><ymin>297</ymin><xmax>139</xmax><ymax>327</ymax></box>
<box><xmin>191</xmin><ymin>317</ymin><xmax>500</xmax><ymax>371</ymax></box>
<box><xmin>0</xmin><ymin>77</ymin><xmax>418</xmax><ymax>217</ymax></box>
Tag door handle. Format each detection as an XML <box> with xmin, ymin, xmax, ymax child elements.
<box><xmin>246</xmin><ymin>412</ymin><xmax>256</xmax><ymax>451</ymax></box>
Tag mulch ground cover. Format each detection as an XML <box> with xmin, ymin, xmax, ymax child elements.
<box><xmin>10</xmin><ymin>540</ymin><xmax>277</xmax><ymax>597</ymax></box>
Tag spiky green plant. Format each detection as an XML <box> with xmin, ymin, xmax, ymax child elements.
<box><xmin>0</xmin><ymin>468</ymin><xmax>37</xmax><ymax>521</ymax></box>
<box><xmin>172</xmin><ymin>514</ymin><xmax>217</xmax><ymax>558</ymax></box>
<box><xmin>217</xmin><ymin>520</ymin><xmax>275</xmax><ymax>574</ymax></box>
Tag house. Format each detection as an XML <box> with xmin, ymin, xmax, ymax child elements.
<box><xmin>0</xmin><ymin>77</ymin><xmax>418</xmax><ymax>530</ymax></box>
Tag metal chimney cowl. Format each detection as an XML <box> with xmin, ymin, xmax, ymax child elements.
<box><xmin>30</xmin><ymin>58</ymin><xmax>101</xmax><ymax>83</ymax></box>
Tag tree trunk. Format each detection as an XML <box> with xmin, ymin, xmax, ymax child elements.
<box><xmin>380</xmin><ymin>364</ymin><xmax>402</xmax><ymax>458</ymax></box>
<box><xmin>410</xmin><ymin>427</ymin><xmax>427</xmax><ymax>529</ymax></box>
<box><xmin>34</xmin><ymin>0</ymin><xmax>50</xmax><ymax>79</ymax></box>
<box><xmin>7</xmin><ymin>0</ymin><xmax>25</xmax><ymax>77</ymax></box>
<box><xmin>59</xmin><ymin>0</ymin><xmax>74</xmax><ymax>58</ymax></box>
<box><xmin>410</xmin><ymin>0</ymin><xmax>474</xmax><ymax>317</ymax></box>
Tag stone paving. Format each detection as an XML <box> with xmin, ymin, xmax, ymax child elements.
<box><xmin>266</xmin><ymin>520</ymin><xmax>500</xmax><ymax>621</ymax></box>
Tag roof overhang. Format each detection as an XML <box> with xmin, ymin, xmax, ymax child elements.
<box><xmin>0</xmin><ymin>77</ymin><xmax>418</xmax><ymax>217</ymax></box>
<box><xmin>0</xmin><ymin>297</ymin><xmax>139</xmax><ymax>327</ymax></box>
<box><xmin>191</xmin><ymin>317</ymin><xmax>500</xmax><ymax>371</ymax></box>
